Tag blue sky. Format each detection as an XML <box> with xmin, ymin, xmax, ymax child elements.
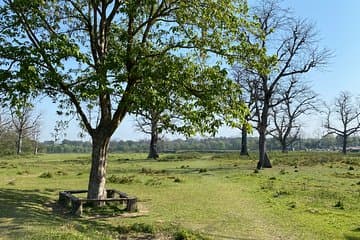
<box><xmin>37</xmin><ymin>1</ymin><xmax>360</xmax><ymax>141</ymax></box>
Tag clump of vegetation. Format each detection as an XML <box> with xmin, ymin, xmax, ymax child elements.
<box><xmin>116</xmin><ymin>225</ymin><xmax>130</xmax><ymax>234</ymax></box>
<box><xmin>130</xmin><ymin>223</ymin><xmax>155</xmax><ymax>233</ymax></box>
<box><xmin>116</xmin><ymin>223</ymin><xmax>155</xmax><ymax>235</ymax></box>
<box><xmin>55</xmin><ymin>170</ymin><xmax>68</xmax><ymax>176</ymax></box>
<box><xmin>7</xmin><ymin>179</ymin><xmax>15</xmax><ymax>185</ymax></box>
<box><xmin>16</xmin><ymin>170</ymin><xmax>30</xmax><ymax>175</ymax></box>
<box><xmin>273</xmin><ymin>189</ymin><xmax>290</xmax><ymax>198</ymax></box>
<box><xmin>198</xmin><ymin>168</ymin><xmax>207</xmax><ymax>173</ymax></box>
<box><xmin>108</xmin><ymin>175</ymin><xmax>135</xmax><ymax>184</ymax></box>
<box><xmin>145</xmin><ymin>178</ymin><xmax>163</xmax><ymax>186</ymax></box>
<box><xmin>173</xmin><ymin>229</ymin><xmax>209</xmax><ymax>240</ymax></box>
<box><xmin>260</xmin><ymin>180</ymin><xmax>274</xmax><ymax>191</ymax></box>
<box><xmin>39</xmin><ymin>172</ymin><xmax>53</xmax><ymax>178</ymax></box>
<box><xmin>180</xmin><ymin>152</ymin><xmax>201</xmax><ymax>160</ymax></box>
<box><xmin>174</xmin><ymin>177</ymin><xmax>182</xmax><ymax>183</ymax></box>
<box><xmin>140</xmin><ymin>167</ymin><xmax>167</xmax><ymax>175</ymax></box>
<box><xmin>83</xmin><ymin>204</ymin><xmax>125</xmax><ymax>216</ymax></box>
<box><xmin>334</xmin><ymin>200</ymin><xmax>345</xmax><ymax>210</ymax></box>
<box><xmin>287</xmin><ymin>201</ymin><xmax>297</xmax><ymax>209</ymax></box>
<box><xmin>334</xmin><ymin>172</ymin><xmax>359</xmax><ymax>179</ymax></box>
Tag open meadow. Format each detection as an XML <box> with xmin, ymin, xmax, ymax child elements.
<box><xmin>0</xmin><ymin>152</ymin><xmax>359</xmax><ymax>240</ymax></box>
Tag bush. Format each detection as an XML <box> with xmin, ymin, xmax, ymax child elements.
<box><xmin>130</xmin><ymin>223</ymin><xmax>155</xmax><ymax>233</ymax></box>
<box><xmin>107</xmin><ymin>175</ymin><xmax>135</xmax><ymax>184</ymax></box>
<box><xmin>173</xmin><ymin>229</ymin><xmax>208</xmax><ymax>240</ymax></box>
<box><xmin>145</xmin><ymin>178</ymin><xmax>163</xmax><ymax>186</ymax></box>
<box><xmin>39</xmin><ymin>172</ymin><xmax>53</xmax><ymax>178</ymax></box>
<box><xmin>198</xmin><ymin>168</ymin><xmax>207</xmax><ymax>173</ymax></box>
<box><xmin>116</xmin><ymin>223</ymin><xmax>155</xmax><ymax>234</ymax></box>
<box><xmin>334</xmin><ymin>200</ymin><xmax>344</xmax><ymax>210</ymax></box>
<box><xmin>174</xmin><ymin>177</ymin><xmax>182</xmax><ymax>183</ymax></box>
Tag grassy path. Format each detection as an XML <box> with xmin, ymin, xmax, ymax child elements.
<box><xmin>0</xmin><ymin>152</ymin><xmax>359</xmax><ymax>239</ymax></box>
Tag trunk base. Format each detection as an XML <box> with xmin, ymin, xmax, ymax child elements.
<box><xmin>147</xmin><ymin>151</ymin><xmax>159</xmax><ymax>159</ymax></box>
<box><xmin>257</xmin><ymin>152</ymin><xmax>272</xmax><ymax>169</ymax></box>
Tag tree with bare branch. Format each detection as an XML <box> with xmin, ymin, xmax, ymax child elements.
<box><xmin>0</xmin><ymin>107</ymin><xmax>11</xmax><ymax>138</ymax></box>
<box><xmin>324</xmin><ymin>91</ymin><xmax>360</xmax><ymax>154</ymax></box>
<box><xmin>235</xmin><ymin>0</ymin><xmax>331</xmax><ymax>169</ymax></box>
<box><xmin>268</xmin><ymin>77</ymin><xmax>318</xmax><ymax>152</ymax></box>
<box><xmin>11</xmin><ymin>105</ymin><xmax>41</xmax><ymax>154</ymax></box>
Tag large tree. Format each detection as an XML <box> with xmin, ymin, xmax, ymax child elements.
<box><xmin>324</xmin><ymin>91</ymin><xmax>360</xmax><ymax>154</ymax></box>
<box><xmin>268</xmin><ymin>78</ymin><xmax>318</xmax><ymax>152</ymax></box>
<box><xmin>135</xmin><ymin>54</ymin><xmax>244</xmax><ymax>159</ymax></box>
<box><xmin>235</xmin><ymin>0</ymin><xmax>331</xmax><ymax>169</ymax></box>
<box><xmin>0</xmin><ymin>1</ymin><xmax>252</xmax><ymax>200</ymax></box>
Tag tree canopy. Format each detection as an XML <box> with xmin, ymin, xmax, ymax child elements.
<box><xmin>0</xmin><ymin>0</ymin><xmax>255</xmax><ymax>200</ymax></box>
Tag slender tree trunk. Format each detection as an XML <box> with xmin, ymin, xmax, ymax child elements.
<box><xmin>33</xmin><ymin>141</ymin><xmax>38</xmax><ymax>155</ymax></box>
<box><xmin>342</xmin><ymin>135</ymin><xmax>347</xmax><ymax>154</ymax></box>
<box><xmin>240</xmin><ymin>125</ymin><xmax>249</xmax><ymax>156</ymax></box>
<box><xmin>16</xmin><ymin>129</ymin><xmax>23</xmax><ymax>154</ymax></box>
<box><xmin>281</xmin><ymin>141</ymin><xmax>288</xmax><ymax>153</ymax></box>
<box><xmin>87</xmin><ymin>132</ymin><xmax>111</xmax><ymax>202</ymax></box>
<box><xmin>148</xmin><ymin>118</ymin><xmax>159</xmax><ymax>159</ymax></box>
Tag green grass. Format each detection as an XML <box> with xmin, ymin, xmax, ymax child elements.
<box><xmin>0</xmin><ymin>152</ymin><xmax>359</xmax><ymax>239</ymax></box>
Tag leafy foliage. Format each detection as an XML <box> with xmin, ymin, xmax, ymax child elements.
<box><xmin>0</xmin><ymin>0</ymin><xmax>256</xmax><ymax>197</ymax></box>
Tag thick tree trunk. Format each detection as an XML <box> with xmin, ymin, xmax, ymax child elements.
<box><xmin>240</xmin><ymin>125</ymin><xmax>249</xmax><ymax>156</ymax></box>
<box><xmin>342</xmin><ymin>135</ymin><xmax>347</xmax><ymax>154</ymax></box>
<box><xmin>257</xmin><ymin>131</ymin><xmax>266</xmax><ymax>169</ymax></box>
<box><xmin>87</xmin><ymin>133</ymin><xmax>111</xmax><ymax>202</ymax></box>
<box><xmin>256</xmin><ymin>103</ymin><xmax>272</xmax><ymax>169</ymax></box>
<box><xmin>281</xmin><ymin>142</ymin><xmax>288</xmax><ymax>153</ymax></box>
<box><xmin>148</xmin><ymin>120</ymin><xmax>159</xmax><ymax>159</ymax></box>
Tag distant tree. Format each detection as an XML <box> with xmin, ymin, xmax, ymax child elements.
<box><xmin>232</xmin><ymin>66</ymin><xmax>255</xmax><ymax>156</ymax></box>
<box><xmin>136</xmin><ymin>109</ymin><xmax>161</xmax><ymax>159</ymax></box>
<box><xmin>134</xmin><ymin>55</ymin><xmax>244</xmax><ymax>159</ymax></box>
<box><xmin>11</xmin><ymin>104</ymin><xmax>41</xmax><ymax>154</ymax></box>
<box><xmin>324</xmin><ymin>91</ymin><xmax>360</xmax><ymax>154</ymax></box>
<box><xmin>268</xmin><ymin>78</ymin><xmax>318</xmax><ymax>152</ymax></box>
<box><xmin>31</xmin><ymin>121</ymin><xmax>41</xmax><ymax>154</ymax></box>
<box><xmin>0</xmin><ymin>1</ymin><xmax>254</xmax><ymax>200</ymax></box>
<box><xmin>234</xmin><ymin>0</ymin><xmax>331</xmax><ymax>169</ymax></box>
<box><xmin>0</xmin><ymin>107</ymin><xmax>11</xmax><ymax>138</ymax></box>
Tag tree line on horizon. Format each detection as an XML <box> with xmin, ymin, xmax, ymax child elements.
<box><xmin>0</xmin><ymin>135</ymin><xmax>355</xmax><ymax>155</ymax></box>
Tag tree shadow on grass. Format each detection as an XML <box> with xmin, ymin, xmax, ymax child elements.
<box><xmin>344</xmin><ymin>227</ymin><xmax>360</xmax><ymax>240</ymax></box>
<box><xmin>0</xmin><ymin>188</ymin><xmax>122</xmax><ymax>239</ymax></box>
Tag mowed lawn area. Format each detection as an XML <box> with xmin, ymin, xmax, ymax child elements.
<box><xmin>0</xmin><ymin>152</ymin><xmax>359</xmax><ymax>240</ymax></box>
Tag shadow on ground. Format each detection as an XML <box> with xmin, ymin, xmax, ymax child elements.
<box><xmin>0</xmin><ymin>188</ymin><xmax>121</xmax><ymax>239</ymax></box>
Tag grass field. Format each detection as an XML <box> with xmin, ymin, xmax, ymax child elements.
<box><xmin>0</xmin><ymin>151</ymin><xmax>359</xmax><ymax>239</ymax></box>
